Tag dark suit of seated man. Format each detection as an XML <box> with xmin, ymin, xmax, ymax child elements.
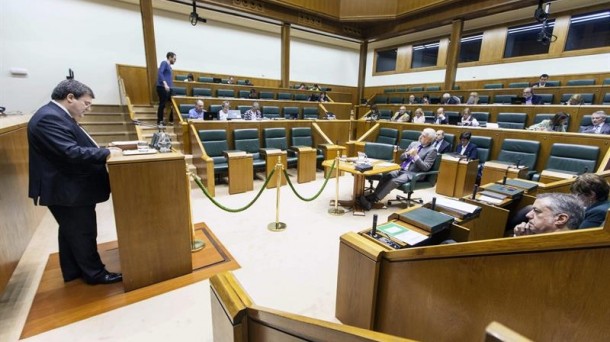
<box><xmin>358</xmin><ymin>128</ymin><xmax>438</xmax><ymax>210</ymax></box>
<box><xmin>580</xmin><ymin>111</ymin><xmax>610</xmax><ymax>135</ymax></box>
<box><xmin>522</xmin><ymin>87</ymin><xmax>543</xmax><ymax>105</ymax></box>
<box><xmin>513</xmin><ymin>193</ymin><xmax>584</xmax><ymax>236</ymax></box>
<box><xmin>570</xmin><ymin>173</ymin><xmax>610</xmax><ymax>229</ymax></box>
<box><xmin>455</xmin><ymin>131</ymin><xmax>479</xmax><ymax>160</ymax></box>
<box><xmin>432</xmin><ymin>130</ymin><xmax>452</xmax><ymax>154</ymax></box>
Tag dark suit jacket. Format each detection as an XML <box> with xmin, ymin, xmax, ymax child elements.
<box><xmin>434</xmin><ymin>116</ymin><xmax>448</xmax><ymax>125</ymax></box>
<box><xmin>580</xmin><ymin>123</ymin><xmax>610</xmax><ymax>135</ymax></box>
<box><xmin>433</xmin><ymin>139</ymin><xmax>451</xmax><ymax>154</ymax></box>
<box><xmin>525</xmin><ymin>95</ymin><xmax>543</xmax><ymax>105</ymax></box>
<box><xmin>28</xmin><ymin>101</ymin><xmax>111</xmax><ymax>206</ymax></box>
<box><xmin>455</xmin><ymin>142</ymin><xmax>479</xmax><ymax>160</ymax></box>
<box><xmin>579</xmin><ymin>200</ymin><xmax>610</xmax><ymax>229</ymax></box>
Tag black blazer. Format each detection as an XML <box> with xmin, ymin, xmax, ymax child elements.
<box><xmin>455</xmin><ymin>142</ymin><xmax>479</xmax><ymax>160</ymax></box>
<box><xmin>28</xmin><ymin>101</ymin><xmax>111</xmax><ymax>206</ymax></box>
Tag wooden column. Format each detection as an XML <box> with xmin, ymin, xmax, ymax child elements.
<box><xmin>281</xmin><ymin>23</ymin><xmax>290</xmax><ymax>88</ymax></box>
<box><xmin>443</xmin><ymin>19</ymin><xmax>463</xmax><ymax>91</ymax></box>
<box><xmin>140</xmin><ymin>0</ymin><xmax>158</xmax><ymax>104</ymax></box>
<box><xmin>357</xmin><ymin>41</ymin><xmax>368</xmax><ymax>105</ymax></box>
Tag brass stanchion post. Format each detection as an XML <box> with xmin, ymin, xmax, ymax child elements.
<box><xmin>328</xmin><ymin>151</ymin><xmax>346</xmax><ymax>215</ymax></box>
<box><xmin>268</xmin><ymin>156</ymin><xmax>287</xmax><ymax>231</ymax></box>
<box><xmin>187</xmin><ymin>169</ymin><xmax>205</xmax><ymax>252</ymax></box>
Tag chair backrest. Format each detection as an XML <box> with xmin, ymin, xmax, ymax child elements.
<box><xmin>603</xmin><ymin>93</ymin><xmax>610</xmax><ymax>105</ymax></box>
<box><xmin>484</xmin><ymin>83</ymin><xmax>503</xmax><ymax>89</ymax></box>
<box><xmin>364</xmin><ymin>142</ymin><xmax>394</xmax><ymax>161</ymax></box>
<box><xmin>497</xmin><ymin>113</ymin><xmax>527</xmax><ymax>129</ymax></box>
<box><xmin>545</xmin><ymin>80</ymin><xmax>560</xmax><ymax>87</ymax></box>
<box><xmin>262</xmin><ymin>106</ymin><xmax>280</xmax><ymax>119</ymax></box>
<box><xmin>443</xmin><ymin>133</ymin><xmax>455</xmax><ymax>151</ymax></box>
<box><xmin>379</xmin><ymin>109</ymin><xmax>393</xmax><ymax>121</ymax></box>
<box><xmin>375</xmin><ymin>95</ymin><xmax>388</xmax><ymax>104</ymax></box>
<box><xmin>426</xmin><ymin>85</ymin><xmax>441</xmax><ymax>91</ymax></box>
<box><xmin>424</xmin><ymin>153</ymin><xmax>443</xmax><ymax>185</ymax></box>
<box><xmin>604</xmin><ymin>78</ymin><xmax>610</xmax><ymax>85</ymax></box>
<box><xmin>471</xmin><ymin>112</ymin><xmax>489</xmax><ymax>126</ymax></box>
<box><xmin>581</xmin><ymin>93</ymin><xmax>595</xmax><ymax>104</ymax></box>
<box><xmin>470</xmin><ymin>136</ymin><xmax>493</xmax><ymax>162</ymax></box>
<box><xmin>497</xmin><ymin>139</ymin><xmax>540</xmax><ymax>170</ymax></box>
<box><xmin>376</xmin><ymin>128</ymin><xmax>398</xmax><ymax>145</ymax></box>
<box><xmin>175</xmin><ymin>74</ymin><xmax>188</xmax><ymax>81</ymax></box>
<box><xmin>233</xmin><ymin>129</ymin><xmax>261</xmax><ymax>156</ymax></box>
<box><xmin>210</xmin><ymin>104</ymin><xmax>222</xmax><ymax>114</ymax></box>
<box><xmin>389</xmin><ymin>96</ymin><xmax>404</xmax><ymax>104</ymax></box>
<box><xmin>171</xmin><ymin>87</ymin><xmax>187</xmax><ymax>96</ymax></box>
<box><xmin>179</xmin><ymin>104</ymin><xmax>195</xmax><ymax>115</ymax></box>
<box><xmin>508</xmin><ymin>82</ymin><xmax>530</xmax><ymax>88</ymax></box>
<box><xmin>237</xmin><ymin>80</ymin><xmax>247</xmax><ymax>85</ymax></box>
<box><xmin>476</xmin><ymin>95</ymin><xmax>489</xmax><ymax>104</ymax></box>
<box><xmin>537</xmin><ymin>94</ymin><xmax>554</xmax><ymax>104</ymax></box>
<box><xmin>533</xmin><ymin>113</ymin><xmax>555</xmax><ymax>124</ymax></box>
<box><xmin>260</xmin><ymin>92</ymin><xmax>275</xmax><ymax>100</ymax></box>
<box><xmin>221</xmin><ymin>78</ymin><xmax>229</xmax><ymax>84</ymax></box>
<box><xmin>445</xmin><ymin>111</ymin><xmax>460</xmax><ymax>125</ymax></box>
<box><xmin>579</xmin><ymin>115</ymin><xmax>592</xmax><ymax>131</ymax></box>
<box><xmin>303</xmin><ymin>107</ymin><xmax>319</xmax><ymax>119</ymax></box>
<box><xmin>493</xmin><ymin>95</ymin><xmax>515</xmax><ymax>104</ymax></box>
<box><xmin>238</xmin><ymin>90</ymin><xmax>250</xmax><ymax>98</ymax></box>
<box><xmin>291</xmin><ymin>127</ymin><xmax>314</xmax><ymax>147</ymax></box>
<box><xmin>217</xmin><ymin>89</ymin><xmax>235</xmax><ymax>97</ymax></box>
<box><xmin>399</xmin><ymin>130</ymin><xmax>421</xmax><ymax>149</ymax></box>
<box><xmin>198</xmin><ymin>76</ymin><xmax>214</xmax><ymax>83</ymax></box>
<box><xmin>384</xmin><ymin>88</ymin><xmax>395</xmax><ymax>93</ymax></box>
<box><xmin>567</xmin><ymin>79</ymin><xmax>595</xmax><ymax>86</ymax></box>
<box><xmin>264</xmin><ymin>128</ymin><xmax>288</xmax><ymax>150</ymax></box>
<box><xmin>295</xmin><ymin>93</ymin><xmax>309</xmax><ymax>101</ymax></box>
<box><xmin>193</xmin><ymin>88</ymin><xmax>212</xmax><ymax>97</ymax></box>
<box><xmin>410</xmin><ymin>86</ymin><xmax>423</xmax><ymax>91</ymax></box>
<box><xmin>545</xmin><ymin>143</ymin><xmax>599</xmax><ymax>174</ymax></box>
<box><xmin>278</xmin><ymin>92</ymin><xmax>293</xmax><ymax>100</ymax></box>
<box><xmin>198</xmin><ymin>130</ymin><xmax>229</xmax><ymax>163</ymax></box>
<box><xmin>284</xmin><ymin>107</ymin><xmax>300</xmax><ymax>119</ymax></box>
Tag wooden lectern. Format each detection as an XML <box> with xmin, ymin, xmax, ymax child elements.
<box><xmin>107</xmin><ymin>152</ymin><xmax>193</xmax><ymax>291</ymax></box>
<box><xmin>538</xmin><ymin>169</ymin><xmax>577</xmax><ymax>184</ymax></box>
<box><xmin>480</xmin><ymin>161</ymin><xmax>528</xmax><ymax>186</ymax></box>
<box><xmin>225</xmin><ymin>151</ymin><xmax>253</xmax><ymax>194</ymax></box>
<box><xmin>436</xmin><ymin>155</ymin><xmax>479</xmax><ymax>198</ymax></box>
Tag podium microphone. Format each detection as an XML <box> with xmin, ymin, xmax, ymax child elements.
<box><xmin>431</xmin><ymin>197</ymin><xmax>437</xmax><ymax>211</ymax></box>
<box><xmin>503</xmin><ymin>166</ymin><xmax>509</xmax><ymax>185</ymax></box>
<box><xmin>472</xmin><ymin>184</ymin><xmax>479</xmax><ymax>200</ymax></box>
<box><xmin>515</xmin><ymin>159</ymin><xmax>521</xmax><ymax>169</ymax></box>
<box><xmin>371</xmin><ymin>214</ymin><xmax>378</xmax><ymax>237</ymax></box>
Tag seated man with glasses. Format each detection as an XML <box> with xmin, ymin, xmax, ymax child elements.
<box><xmin>513</xmin><ymin>193</ymin><xmax>584</xmax><ymax>236</ymax></box>
<box><xmin>522</xmin><ymin>87</ymin><xmax>543</xmax><ymax>105</ymax></box>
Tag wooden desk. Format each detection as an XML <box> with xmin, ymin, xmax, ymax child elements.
<box><xmin>225</xmin><ymin>151</ymin><xmax>253</xmax><ymax>194</ymax></box>
<box><xmin>262</xmin><ymin>149</ymin><xmax>287</xmax><ymax>189</ymax></box>
<box><xmin>538</xmin><ymin>169</ymin><xmax>578</xmax><ymax>184</ymax></box>
<box><xmin>436</xmin><ymin>155</ymin><xmax>479</xmax><ymax>198</ymax></box>
<box><xmin>293</xmin><ymin>146</ymin><xmax>316</xmax><ymax>183</ymax></box>
<box><xmin>480</xmin><ymin>161</ymin><xmax>528</xmax><ymax>186</ymax></box>
<box><xmin>107</xmin><ymin>151</ymin><xmax>192</xmax><ymax>291</ymax></box>
<box><xmin>322</xmin><ymin>159</ymin><xmax>400</xmax><ymax>216</ymax></box>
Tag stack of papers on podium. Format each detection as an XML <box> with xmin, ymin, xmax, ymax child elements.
<box><xmin>434</xmin><ymin>197</ymin><xmax>481</xmax><ymax>219</ymax></box>
<box><xmin>377</xmin><ymin>222</ymin><xmax>428</xmax><ymax>246</ymax></box>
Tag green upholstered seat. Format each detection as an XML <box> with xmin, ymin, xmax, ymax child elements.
<box><xmin>262</xmin><ymin>106</ymin><xmax>280</xmax><ymax>119</ymax></box>
<box><xmin>537</xmin><ymin>94</ymin><xmax>554</xmax><ymax>104</ymax></box>
<box><xmin>426</xmin><ymin>85</ymin><xmax>441</xmax><ymax>91</ymax></box>
<box><xmin>532</xmin><ymin>143</ymin><xmax>600</xmax><ymax>181</ymax></box>
<box><xmin>389</xmin><ymin>96</ymin><xmax>404</xmax><ymax>104</ymax></box>
<box><xmin>210</xmin><ymin>104</ymin><xmax>222</xmax><ymax>114</ymax></box>
<box><xmin>278</xmin><ymin>93</ymin><xmax>293</xmax><ymax>100</ymax></box>
<box><xmin>603</xmin><ymin>93</ymin><xmax>610</xmax><ymax>105</ymax></box>
<box><xmin>171</xmin><ymin>87</ymin><xmax>187</xmax><ymax>96</ymax></box>
<box><xmin>237</xmin><ymin>106</ymin><xmax>250</xmax><ymax>114</ymax></box>
<box><xmin>497</xmin><ymin>113</ymin><xmax>527</xmax><ymax>129</ymax></box>
<box><xmin>470</xmin><ymin>136</ymin><xmax>493</xmax><ymax>163</ymax></box>
<box><xmin>398</xmin><ymin>130</ymin><xmax>421</xmax><ymax>150</ymax></box>
<box><xmin>384</xmin><ymin>88</ymin><xmax>395</xmax><ymax>93</ymax></box>
<box><xmin>198</xmin><ymin>76</ymin><xmax>214</xmax><ymax>83</ymax></box>
<box><xmin>376</xmin><ymin>128</ymin><xmax>398</xmax><ymax>145</ymax></box>
<box><xmin>443</xmin><ymin>133</ymin><xmax>455</xmax><ymax>152</ymax></box>
<box><xmin>193</xmin><ymin>88</ymin><xmax>212</xmax><ymax>97</ymax></box>
<box><xmin>484</xmin><ymin>83</ymin><xmax>503</xmax><ymax>89</ymax></box>
<box><xmin>260</xmin><ymin>92</ymin><xmax>275</xmax><ymax>100</ymax></box>
<box><xmin>303</xmin><ymin>107</ymin><xmax>319</xmax><ymax>119</ymax></box>
<box><xmin>175</xmin><ymin>75</ymin><xmax>188</xmax><ymax>81</ymax></box>
<box><xmin>375</xmin><ymin>96</ymin><xmax>388</xmax><ymax>104</ymax></box>
<box><xmin>198</xmin><ymin>130</ymin><xmax>229</xmax><ymax>173</ymax></box>
<box><xmin>238</xmin><ymin>90</ymin><xmax>250</xmax><ymax>98</ymax></box>
<box><xmin>493</xmin><ymin>138</ymin><xmax>540</xmax><ymax>179</ymax></box>
<box><xmin>471</xmin><ymin>112</ymin><xmax>489</xmax><ymax>126</ymax></box>
<box><xmin>493</xmin><ymin>95</ymin><xmax>515</xmax><ymax>104</ymax></box>
<box><xmin>263</xmin><ymin>128</ymin><xmax>297</xmax><ymax>166</ymax></box>
<box><xmin>566</xmin><ymin>79</ymin><xmax>595</xmax><ymax>86</ymax></box>
<box><xmin>237</xmin><ymin>80</ymin><xmax>247</xmax><ymax>85</ymax></box>
<box><xmin>533</xmin><ymin>113</ymin><xmax>554</xmax><ymax>124</ymax></box>
<box><xmin>388</xmin><ymin>154</ymin><xmax>442</xmax><ymax>207</ymax></box>
<box><xmin>217</xmin><ymin>89</ymin><xmax>235</xmax><ymax>98</ymax></box>
<box><xmin>233</xmin><ymin>129</ymin><xmax>266</xmax><ymax>170</ymax></box>
<box><xmin>545</xmin><ymin>80</ymin><xmax>560</xmax><ymax>87</ymax></box>
<box><xmin>379</xmin><ymin>109</ymin><xmax>393</xmax><ymax>121</ymax></box>
<box><xmin>477</xmin><ymin>95</ymin><xmax>489</xmax><ymax>104</ymax></box>
<box><xmin>410</xmin><ymin>86</ymin><xmax>423</xmax><ymax>91</ymax></box>
<box><xmin>508</xmin><ymin>82</ymin><xmax>530</xmax><ymax>88</ymax></box>
<box><xmin>291</xmin><ymin>127</ymin><xmax>324</xmax><ymax>166</ymax></box>
<box><xmin>579</xmin><ymin>115</ymin><xmax>592</xmax><ymax>131</ymax></box>
<box><xmin>283</xmin><ymin>107</ymin><xmax>300</xmax><ymax>120</ymax></box>
<box><xmin>295</xmin><ymin>93</ymin><xmax>309</xmax><ymax>101</ymax></box>
<box><xmin>561</xmin><ymin>93</ymin><xmax>594</xmax><ymax>105</ymax></box>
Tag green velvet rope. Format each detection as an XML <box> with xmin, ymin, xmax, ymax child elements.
<box><xmin>192</xmin><ymin>168</ymin><xmax>276</xmax><ymax>213</ymax></box>
<box><xmin>283</xmin><ymin>159</ymin><xmax>336</xmax><ymax>202</ymax></box>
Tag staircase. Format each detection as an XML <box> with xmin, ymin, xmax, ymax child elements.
<box><xmin>80</xmin><ymin>105</ymin><xmax>137</xmax><ymax>145</ymax></box>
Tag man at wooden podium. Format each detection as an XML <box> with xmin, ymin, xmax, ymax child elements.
<box><xmin>28</xmin><ymin>79</ymin><xmax>123</xmax><ymax>285</ymax></box>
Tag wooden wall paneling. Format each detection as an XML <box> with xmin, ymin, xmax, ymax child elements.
<box><xmin>444</xmin><ymin>20</ymin><xmax>463</xmax><ymax>91</ymax></box>
<box><xmin>396</xmin><ymin>0</ymin><xmax>446</xmax><ymax>15</ymax></box>
<box><xmin>116</xmin><ymin>65</ymin><xmax>150</xmax><ymax>105</ymax></box>
<box><xmin>437</xmin><ymin>37</ymin><xmax>449</xmax><ymax>68</ymax></box>
<box><xmin>339</xmin><ymin>0</ymin><xmax>396</xmax><ymax>20</ymax></box>
<box><xmin>395</xmin><ymin>45</ymin><xmax>412</xmax><ymax>73</ymax></box>
<box><xmin>0</xmin><ymin>123</ymin><xmax>47</xmax><ymax>294</ymax></box>
<box><xmin>549</xmin><ymin>15</ymin><xmax>571</xmax><ymax>57</ymax></box>
<box><xmin>281</xmin><ymin>23</ymin><xmax>290</xmax><ymax>88</ymax></box>
<box><xmin>272</xmin><ymin>0</ymin><xmax>340</xmax><ymax>18</ymax></box>
<box><xmin>479</xmin><ymin>27</ymin><xmax>507</xmax><ymax>63</ymax></box>
<box><xmin>189</xmin><ymin>124</ymin><xmax>216</xmax><ymax>197</ymax></box>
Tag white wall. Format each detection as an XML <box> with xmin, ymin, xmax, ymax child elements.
<box><xmin>0</xmin><ymin>0</ymin><xmax>360</xmax><ymax>114</ymax></box>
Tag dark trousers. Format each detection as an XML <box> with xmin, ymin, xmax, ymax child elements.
<box><xmin>49</xmin><ymin>205</ymin><xmax>105</xmax><ymax>282</ymax></box>
<box><xmin>156</xmin><ymin>86</ymin><xmax>173</xmax><ymax>124</ymax></box>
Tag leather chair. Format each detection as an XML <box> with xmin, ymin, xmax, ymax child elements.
<box><xmin>477</xmin><ymin>95</ymin><xmax>489</xmax><ymax>104</ymax></box>
<box><xmin>490</xmin><ymin>139</ymin><xmax>541</xmax><ymax>179</ymax></box>
<box><xmin>217</xmin><ymin>89</ymin><xmax>235</xmax><ymax>98</ymax></box>
<box><xmin>389</xmin><ymin>96</ymin><xmax>404</xmax><ymax>104</ymax></box>
<box><xmin>379</xmin><ymin>110</ymin><xmax>393</xmax><ymax>121</ymax></box>
<box><xmin>179</xmin><ymin>104</ymin><xmax>195</xmax><ymax>116</ymax></box>
<box><xmin>471</xmin><ymin>112</ymin><xmax>489</xmax><ymax>126</ymax></box>
<box><xmin>426</xmin><ymin>85</ymin><xmax>440</xmax><ymax>91</ymax></box>
<box><xmin>237</xmin><ymin>106</ymin><xmax>250</xmax><ymax>115</ymax></box>
<box><xmin>470</xmin><ymin>136</ymin><xmax>492</xmax><ymax>163</ymax></box>
<box><xmin>561</xmin><ymin>93</ymin><xmax>594</xmax><ymax>105</ymax></box>
<box><xmin>603</xmin><ymin>93</ymin><xmax>610</xmax><ymax>105</ymax></box>
<box><xmin>237</xmin><ymin>80</ymin><xmax>247</xmax><ymax>85</ymax></box>
<box><xmin>444</xmin><ymin>111</ymin><xmax>460</xmax><ymax>125</ymax></box>
<box><xmin>497</xmin><ymin>113</ymin><xmax>527</xmax><ymax>129</ymax></box>
<box><xmin>233</xmin><ymin>129</ymin><xmax>266</xmax><ymax>172</ymax></box>
<box><xmin>175</xmin><ymin>75</ymin><xmax>188</xmax><ymax>81</ymax></box>
<box><xmin>579</xmin><ymin>115</ymin><xmax>592</xmax><ymax>131</ymax></box>
<box><xmin>171</xmin><ymin>86</ymin><xmax>187</xmax><ymax>96</ymax></box>
<box><xmin>376</xmin><ymin>128</ymin><xmax>398</xmax><ymax>145</ymax></box>
<box><xmin>545</xmin><ymin>80</ymin><xmax>560</xmax><ymax>86</ymax></box>
<box><xmin>295</xmin><ymin>93</ymin><xmax>309</xmax><ymax>101</ymax></box>
<box><xmin>283</xmin><ymin>107</ymin><xmax>300</xmax><ymax>120</ymax></box>
<box><xmin>508</xmin><ymin>82</ymin><xmax>530</xmax><ymax>88</ymax></box>
<box><xmin>263</xmin><ymin>128</ymin><xmax>297</xmax><ymax>167</ymax></box>
<box><xmin>399</xmin><ymin>130</ymin><xmax>421</xmax><ymax>150</ymax></box>
<box><xmin>303</xmin><ymin>107</ymin><xmax>319</xmax><ymax>119</ymax></box>
<box><xmin>375</xmin><ymin>95</ymin><xmax>388</xmax><ymax>104</ymax></box>
<box><xmin>604</xmin><ymin>78</ymin><xmax>610</xmax><ymax>85</ymax></box>
<box><xmin>442</xmin><ymin>133</ymin><xmax>454</xmax><ymax>152</ymax></box>
<box><xmin>537</xmin><ymin>94</ymin><xmax>554</xmax><ymax>104</ymax></box>
<box><xmin>533</xmin><ymin>113</ymin><xmax>554</xmax><ymax>124</ymax></box>
<box><xmin>278</xmin><ymin>93</ymin><xmax>293</xmax><ymax>100</ymax></box>
<box><xmin>198</xmin><ymin>129</ymin><xmax>229</xmax><ymax>176</ymax></box>
<box><xmin>193</xmin><ymin>88</ymin><xmax>212</xmax><ymax>97</ymax></box>
<box><xmin>484</xmin><ymin>83</ymin><xmax>503</xmax><ymax>89</ymax></box>
<box><xmin>260</xmin><ymin>92</ymin><xmax>275</xmax><ymax>100</ymax></box>
<box><xmin>262</xmin><ymin>106</ymin><xmax>280</xmax><ymax>119</ymax></box>
<box><xmin>363</xmin><ymin>142</ymin><xmax>395</xmax><ymax>192</ymax></box>
<box><xmin>567</xmin><ymin>79</ymin><xmax>595</xmax><ymax>86</ymax></box>
<box><xmin>238</xmin><ymin>90</ymin><xmax>250</xmax><ymax>98</ymax></box>
<box><xmin>384</xmin><ymin>88</ymin><xmax>395</xmax><ymax>93</ymax></box>
<box><xmin>532</xmin><ymin>143</ymin><xmax>599</xmax><ymax>181</ymax></box>
<box><xmin>210</xmin><ymin>105</ymin><xmax>222</xmax><ymax>115</ymax></box>
<box><xmin>410</xmin><ymin>86</ymin><xmax>423</xmax><ymax>91</ymax></box>
<box><xmin>493</xmin><ymin>95</ymin><xmax>515</xmax><ymax>104</ymax></box>
<box><xmin>291</xmin><ymin>127</ymin><xmax>324</xmax><ymax>167</ymax></box>
<box><xmin>387</xmin><ymin>154</ymin><xmax>442</xmax><ymax>207</ymax></box>
<box><xmin>198</xmin><ymin>76</ymin><xmax>214</xmax><ymax>83</ymax></box>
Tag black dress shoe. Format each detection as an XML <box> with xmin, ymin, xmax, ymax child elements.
<box><xmin>358</xmin><ymin>195</ymin><xmax>372</xmax><ymax>211</ymax></box>
<box><xmin>86</xmin><ymin>271</ymin><xmax>123</xmax><ymax>285</ymax></box>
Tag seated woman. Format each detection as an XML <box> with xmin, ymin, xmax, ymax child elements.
<box><xmin>318</xmin><ymin>91</ymin><xmax>330</xmax><ymax>102</ymax></box>
<box><xmin>361</xmin><ymin>104</ymin><xmax>380</xmax><ymax>121</ymax></box>
<box><xmin>186</xmin><ymin>73</ymin><xmax>195</xmax><ymax>82</ymax></box>
<box><xmin>527</xmin><ymin>112</ymin><xmax>568</xmax><ymax>132</ymax></box>
<box><xmin>298</xmin><ymin>83</ymin><xmax>307</xmax><ymax>90</ymax></box>
<box><xmin>566</xmin><ymin>94</ymin><xmax>584</xmax><ymax>105</ymax></box>
<box><xmin>570</xmin><ymin>173</ymin><xmax>610</xmax><ymax>229</ymax></box>
<box><xmin>248</xmin><ymin>88</ymin><xmax>259</xmax><ymax>99</ymax></box>
<box><xmin>411</xmin><ymin>107</ymin><xmax>426</xmax><ymax>123</ymax></box>
<box><xmin>460</xmin><ymin>107</ymin><xmax>479</xmax><ymax>127</ymax></box>
<box><xmin>421</xmin><ymin>94</ymin><xmax>430</xmax><ymax>105</ymax></box>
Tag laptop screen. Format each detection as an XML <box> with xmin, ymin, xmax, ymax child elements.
<box><xmin>227</xmin><ymin>110</ymin><xmax>242</xmax><ymax>119</ymax></box>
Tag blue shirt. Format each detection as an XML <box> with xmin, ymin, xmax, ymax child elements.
<box><xmin>156</xmin><ymin>60</ymin><xmax>173</xmax><ymax>87</ymax></box>
<box><xmin>188</xmin><ymin>108</ymin><xmax>205</xmax><ymax>119</ymax></box>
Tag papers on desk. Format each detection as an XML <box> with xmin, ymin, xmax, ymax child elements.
<box><xmin>434</xmin><ymin>197</ymin><xmax>481</xmax><ymax>219</ymax></box>
<box><xmin>122</xmin><ymin>148</ymin><xmax>158</xmax><ymax>156</ymax></box>
<box><xmin>377</xmin><ymin>162</ymin><xmax>395</xmax><ymax>167</ymax></box>
<box><xmin>478</xmin><ymin>194</ymin><xmax>504</xmax><ymax>205</ymax></box>
<box><xmin>377</xmin><ymin>222</ymin><xmax>428</xmax><ymax>245</ymax></box>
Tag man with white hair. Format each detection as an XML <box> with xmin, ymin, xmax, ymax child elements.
<box><xmin>580</xmin><ymin>111</ymin><xmax>610</xmax><ymax>135</ymax></box>
<box><xmin>441</xmin><ymin>92</ymin><xmax>461</xmax><ymax>104</ymax></box>
<box><xmin>358</xmin><ymin>128</ymin><xmax>438</xmax><ymax>210</ymax></box>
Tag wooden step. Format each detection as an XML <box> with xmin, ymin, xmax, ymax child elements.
<box><xmin>80</xmin><ymin>122</ymin><xmax>137</xmax><ymax>133</ymax></box>
<box><xmin>89</xmin><ymin>104</ymin><xmax>124</xmax><ymax>113</ymax></box>
<box><xmin>83</xmin><ymin>112</ymin><xmax>130</xmax><ymax>122</ymax></box>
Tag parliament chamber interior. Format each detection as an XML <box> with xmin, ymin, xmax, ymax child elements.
<box><xmin>2</xmin><ymin>0</ymin><xmax>610</xmax><ymax>341</ymax></box>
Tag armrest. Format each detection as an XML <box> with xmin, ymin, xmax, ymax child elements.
<box><xmin>259</xmin><ymin>148</ymin><xmax>285</xmax><ymax>158</ymax></box>
<box><xmin>290</xmin><ymin>146</ymin><xmax>314</xmax><ymax>152</ymax></box>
